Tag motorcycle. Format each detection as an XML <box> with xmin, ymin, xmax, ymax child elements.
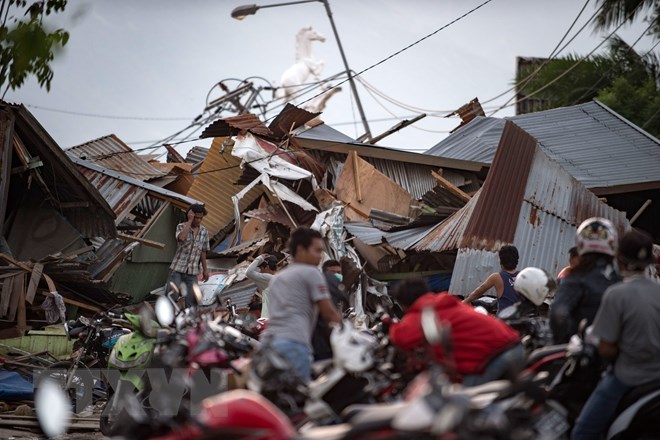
<box><xmin>541</xmin><ymin>322</ymin><xmax>660</xmax><ymax>439</ymax></box>
<box><xmin>103</xmin><ymin>287</ymin><xmax>260</xmax><ymax>438</ymax></box>
<box><xmin>41</xmin><ymin>311</ymin><xmax>131</xmax><ymax>413</ymax></box>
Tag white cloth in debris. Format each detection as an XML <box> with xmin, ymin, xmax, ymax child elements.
<box><xmin>41</xmin><ymin>292</ymin><xmax>66</xmax><ymax>323</ymax></box>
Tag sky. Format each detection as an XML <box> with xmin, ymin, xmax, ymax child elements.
<box><xmin>6</xmin><ymin>0</ymin><xmax>658</xmax><ymax>159</ymax></box>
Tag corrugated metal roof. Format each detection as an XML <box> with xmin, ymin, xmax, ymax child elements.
<box><xmin>365</xmin><ymin>158</ymin><xmax>437</xmax><ymax>199</ymax></box>
<box><xmin>185</xmin><ymin>137</ymin><xmax>263</xmax><ymax>236</ymax></box>
<box><xmin>244</xmin><ymin>204</ymin><xmax>295</xmax><ymax>229</ymax></box>
<box><xmin>268</xmin><ymin>103</ymin><xmax>319</xmax><ymax>139</ymax></box>
<box><xmin>78</xmin><ymin>166</ymin><xmax>148</xmax><ymax>223</ymax></box>
<box><xmin>72</xmin><ymin>157</ymin><xmax>201</xmax><ymax>212</ymax></box>
<box><xmin>426</xmin><ymin>101</ymin><xmax>660</xmax><ymax>192</ymax></box>
<box><xmin>185</xmin><ymin>146</ymin><xmax>209</xmax><ymax>164</ymax></box>
<box><xmin>219</xmin><ymin>280</ymin><xmax>257</xmax><ymax>308</ymax></box>
<box><xmin>66</xmin><ymin>134</ymin><xmax>167</xmax><ymax>181</ymax></box>
<box><xmin>200</xmin><ymin>114</ymin><xmax>271</xmax><ymax>139</ymax></box>
<box><xmin>343</xmin><ymin>221</ymin><xmax>439</xmax><ymax>250</ymax></box>
<box><xmin>413</xmin><ymin>190</ymin><xmax>481</xmax><ymax>252</ymax></box>
<box><xmin>436</xmin><ymin>121</ymin><xmax>630</xmax><ymax>296</ymax></box>
<box><xmin>6</xmin><ymin>103</ymin><xmax>117</xmax><ymax>238</ymax></box>
<box><xmin>461</xmin><ymin>122</ymin><xmax>537</xmax><ymax>249</ymax></box>
<box><xmin>293</xmin><ymin>123</ymin><xmax>489</xmax><ymax>172</ymax></box>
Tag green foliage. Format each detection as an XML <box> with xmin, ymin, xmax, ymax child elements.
<box><xmin>598</xmin><ymin>76</ymin><xmax>660</xmax><ymax>136</ymax></box>
<box><xmin>593</xmin><ymin>0</ymin><xmax>660</xmax><ymax>37</ymax></box>
<box><xmin>515</xmin><ymin>36</ymin><xmax>660</xmax><ymax>137</ymax></box>
<box><xmin>0</xmin><ymin>0</ymin><xmax>69</xmax><ymax>94</ymax></box>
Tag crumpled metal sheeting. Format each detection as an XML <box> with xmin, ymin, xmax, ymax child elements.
<box><xmin>215</xmin><ymin>237</ymin><xmax>269</xmax><ymax>258</ymax></box>
<box><xmin>243</xmin><ymin>204</ymin><xmax>296</xmax><ymax>230</ymax></box>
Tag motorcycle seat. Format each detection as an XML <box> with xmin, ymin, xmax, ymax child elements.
<box><xmin>617</xmin><ymin>379</ymin><xmax>660</xmax><ymax>412</ymax></box>
<box><xmin>527</xmin><ymin>344</ymin><xmax>568</xmax><ymax>365</ymax></box>
<box><xmin>341</xmin><ymin>401</ymin><xmax>408</xmax><ymax>424</ymax></box>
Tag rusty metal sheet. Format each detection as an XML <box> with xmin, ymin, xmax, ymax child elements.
<box><xmin>66</xmin><ymin>134</ymin><xmax>167</xmax><ymax>181</ymax></box>
<box><xmin>461</xmin><ymin>121</ymin><xmax>536</xmax><ymax>249</ymax></box>
<box><xmin>186</xmin><ymin>138</ymin><xmax>263</xmax><ymax>236</ymax></box>
<box><xmin>244</xmin><ymin>204</ymin><xmax>296</xmax><ymax>229</ymax></box>
<box><xmin>200</xmin><ymin>114</ymin><xmax>271</xmax><ymax>139</ymax></box>
<box><xmin>215</xmin><ymin>237</ymin><xmax>269</xmax><ymax>257</ymax></box>
<box><xmin>268</xmin><ymin>103</ymin><xmax>319</xmax><ymax>139</ymax></box>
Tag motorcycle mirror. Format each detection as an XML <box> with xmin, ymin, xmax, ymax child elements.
<box><xmin>155</xmin><ymin>296</ymin><xmax>175</xmax><ymax>327</ymax></box>
<box><xmin>35</xmin><ymin>378</ymin><xmax>70</xmax><ymax>438</ymax></box>
<box><xmin>139</xmin><ymin>304</ymin><xmax>158</xmax><ymax>338</ymax></box>
<box><xmin>421</xmin><ymin>307</ymin><xmax>444</xmax><ymax>346</ymax></box>
<box><xmin>168</xmin><ymin>281</ymin><xmax>180</xmax><ymax>296</ymax></box>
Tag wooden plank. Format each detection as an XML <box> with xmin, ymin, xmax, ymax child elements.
<box><xmin>0</xmin><ymin>275</ymin><xmax>14</xmax><ymax>317</ymax></box>
<box><xmin>0</xmin><ymin>253</ymin><xmax>101</xmax><ymax>313</ymax></box>
<box><xmin>7</xmin><ymin>273</ymin><xmax>25</xmax><ymax>322</ymax></box>
<box><xmin>431</xmin><ymin>170</ymin><xmax>471</xmax><ymax>203</ymax></box>
<box><xmin>351</xmin><ymin>151</ymin><xmax>362</xmax><ymax>203</ymax></box>
<box><xmin>17</xmin><ymin>284</ymin><xmax>26</xmax><ymax>336</ymax></box>
<box><xmin>25</xmin><ymin>262</ymin><xmax>43</xmax><ymax>304</ymax></box>
<box><xmin>117</xmin><ymin>232</ymin><xmax>166</xmax><ymax>250</ymax></box>
<box><xmin>62</xmin><ymin>245</ymin><xmax>95</xmax><ymax>259</ymax></box>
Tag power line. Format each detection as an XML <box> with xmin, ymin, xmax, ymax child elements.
<box><xmin>75</xmin><ymin>0</ymin><xmax>496</xmax><ymax>176</ymax></box>
<box><xmin>489</xmin><ymin>5</ymin><xmax>648</xmax><ymax>116</ymax></box>
<box><xmin>569</xmin><ymin>28</ymin><xmax>659</xmax><ymax>105</ymax></box>
<box><xmin>24</xmin><ymin>104</ymin><xmax>194</xmax><ymax>121</ymax></box>
<box><xmin>480</xmin><ymin>0</ymin><xmax>596</xmax><ymax>106</ymax></box>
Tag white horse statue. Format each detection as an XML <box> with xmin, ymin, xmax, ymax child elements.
<box><xmin>276</xmin><ymin>26</ymin><xmax>326</xmax><ymax>103</ymax></box>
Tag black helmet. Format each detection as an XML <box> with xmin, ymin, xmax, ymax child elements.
<box><xmin>618</xmin><ymin>229</ymin><xmax>654</xmax><ymax>270</ymax></box>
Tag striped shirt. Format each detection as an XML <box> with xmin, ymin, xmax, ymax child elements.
<box><xmin>170</xmin><ymin>223</ymin><xmax>210</xmax><ymax>275</ymax></box>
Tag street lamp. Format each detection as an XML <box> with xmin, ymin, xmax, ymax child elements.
<box><xmin>231</xmin><ymin>0</ymin><xmax>372</xmax><ymax>141</ymax></box>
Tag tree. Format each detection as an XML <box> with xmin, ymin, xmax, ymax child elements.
<box><xmin>0</xmin><ymin>0</ymin><xmax>69</xmax><ymax>97</ymax></box>
<box><xmin>516</xmin><ymin>36</ymin><xmax>660</xmax><ymax>137</ymax></box>
<box><xmin>593</xmin><ymin>0</ymin><xmax>660</xmax><ymax>37</ymax></box>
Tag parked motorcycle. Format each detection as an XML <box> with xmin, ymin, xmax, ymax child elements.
<box><xmin>41</xmin><ymin>311</ymin><xmax>131</xmax><ymax>413</ymax></box>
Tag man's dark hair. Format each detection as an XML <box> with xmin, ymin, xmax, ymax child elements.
<box><xmin>392</xmin><ymin>278</ymin><xmax>430</xmax><ymax>308</ymax></box>
<box><xmin>259</xmin><ymin>255</ymin><xmax>278</xmax><ymax>271</ymax></box>
<box><xmin>499</xmin><ymin>245</ymin><xmax>519</xmax><ymax>271</ymax></box>
<box><xmin>187</xmin><ymin>204</ymin><xmax>208</xmax><ymax>216</ymax></box>
<box><xmin>289</xmin><ymin>227</ymin><xmax>323</xmax><ymax>257</ymax></box>
<box><xmin>568</xmin><ymin>246</ymin><xmax>579</xmax><ymax>259</ymax></box>
<box><xmin>322</xmin><ymin>260</ymin><xmax>341</xmax><ymax>272</ymax></box>
<box><xmin>618</xmin><ymin>229</ymin><xmax>654</xmax><ymax>271</ymax></box>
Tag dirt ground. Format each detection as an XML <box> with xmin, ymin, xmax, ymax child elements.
<box><xmin>0</xmin><ymin>428</ymin><xmax>106</xmax><ymax>439</ymax></box>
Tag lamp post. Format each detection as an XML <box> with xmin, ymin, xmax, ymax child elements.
<box><xmin>231</xmin><ymin>0</ymin><xmax>372</xmax><ymax>141</ymax></box>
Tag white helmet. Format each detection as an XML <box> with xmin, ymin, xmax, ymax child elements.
<box><xmin>330</xmin><ymin>321</ymin><xmax>377</xmax><ymax>373</ymax></box>
<box><xmin>576</xmin><ymin>217</ymin><xmax>617</xmax><ymax>257</ymax></box>
<box><xmin>514</xmin><ymin>267</ymin><xmax>556</xmax><ymax>306</ymax></box>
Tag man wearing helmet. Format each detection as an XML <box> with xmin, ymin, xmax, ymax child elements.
<box><xmin>550</xmin><ymin>218</ymin><xmax>621</xmax><ymax>344</ymax></box>
<box><xmin>462</xmin><ymin>245</ymin><xmax>522</xmax><ymax>312</ymax></box>
<box><xmin>390</xmin><ymin>279</ymin><xmax>523</xmax><ymax>386</ymax></box>
<box><xmin>571</xmin><ymin>229</ymin><xmax>660</xmax><ymax>439</ymax></box>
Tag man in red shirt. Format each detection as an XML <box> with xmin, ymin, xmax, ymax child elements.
<box><xmin>389</xmin><ymin>279</ymin><xmax>523</xmax><ymax>386</ymax></box>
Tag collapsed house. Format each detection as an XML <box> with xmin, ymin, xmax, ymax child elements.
<box><xmin>0</xmin><ymin>103</ymin><xmax>118</xmax><ymax>337</ymax></box>
<box><xmin>427</xmin><ymin>101</ymin><xmax>660</xmax><ymax>241</ymax></box>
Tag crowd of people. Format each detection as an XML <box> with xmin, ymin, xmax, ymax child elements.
<box><xmin>167</xmin><ymin>205</ymin><xmax>660</xmax><ymax>440</ymax></box>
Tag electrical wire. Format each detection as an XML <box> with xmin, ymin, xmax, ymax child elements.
<box><xmin>489</xmin><ymin>5</ymin><xmax>648</xmax><ymax>116</ymax></box>
<box><xmin>23</xmin><ymin>104</ymin><xmax>194</xmax><ymax>121</ymax></box>
<box><xmin>71</xmin><ymin>0</ymin><xmax>496</xmax><ymax>176</ymax></box>
<box><xmin>569</xmin><ymin>29</ymin><xmax>659</xmax><ymax>105</ymax></box>
<box><xmin>480</xmin><ymin>0</ymin><xmax>596</xmax><ymax>106</ymax></box>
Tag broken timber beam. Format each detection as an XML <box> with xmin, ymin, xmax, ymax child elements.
<box><xmin>431</xmin><ymin>170</ymin><xmax>471</xmax><ymax>203</ymax></box>
<box><xmin>117</xmin><ymin>233</ymin><xmax>166</xmax><ymax>250</ymax></box>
